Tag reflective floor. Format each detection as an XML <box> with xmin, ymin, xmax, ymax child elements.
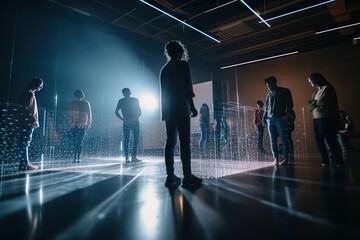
<box><xmin>1</xmin><ymin>151</ymin><xmax>360</xmax><ymax>240</ymax></box>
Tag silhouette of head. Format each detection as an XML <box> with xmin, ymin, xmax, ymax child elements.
<box><xmin>122</xmin><ymin>88</ymin><xmax>131</xmax><ymax>97</ymax></box>
<box><xmin>28</xmin><ymin>77</ymin><xmax>43</xmax><ymax>91</ymax></box>
<box><xmin>74</xmin><ymin>90</ymin><xmax>85</xmax><ymax>99</ymax></box>
<box><xmin>164</xmin><ymin>40</ymin><xmax>189</xmax><ymax>62</ymax></box>
<box><xmin>264</xmin><ymin>76</ymin><xmax>277</xmax><ymax>91</ymax></box>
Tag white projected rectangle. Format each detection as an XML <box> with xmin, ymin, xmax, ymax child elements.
<box><xmin>192</xmin><ymin>81</ymin><xmax>213</xmax><ymax>133</ymax></box>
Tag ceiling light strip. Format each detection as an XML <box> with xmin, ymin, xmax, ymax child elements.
<box><xmin>139</xmin><ymin>0</ymin><xmax>220</xmax><ymax>43</ymax></box>
<box><xmin>220</xmin><ymin>51</ymin><xmax>299</xmax><ymax>69</ymax></box>
<box><xmin>260</xmin><ymin>0</ymin><xmax>335</xmax><ymax>23</ymax></box>
<box><xmin>315</xmin><ymin>22</ymin><xmax>360</xmax><ymax>34</ymax></box>
<box><xmin>354</xmin><ymin>36</ymin><xmax>360</xmax><ymax>40</ymax></box>
<box><xmin>205</xmin><ymin>0</ymin><xmax>238</xmax><ymax>14</ymax></box>
<box><xmin>239</xmin><ymin>0</ymin><xmax>271</xmax><ymax>27</ymax></box>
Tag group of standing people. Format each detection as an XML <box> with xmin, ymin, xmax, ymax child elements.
<box><xmin>16</xmin><ymin>39</ymin><xmax>345</xmax><ymax>192</ymax></box>
<box><xmin>18</xmin><ymin>40</ymin><xmax>203</xmax><ymax>188</ymax></box>
<box><xmin>255</xmin><ymin>72</ymin><xmax>344</xmax><ymax>167</ymax></box>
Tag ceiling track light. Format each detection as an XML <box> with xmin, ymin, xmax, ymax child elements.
<box><xmin>315</xmin><ymin>22</ymin><xmax>360</xmax><ymax>34</ymax></box>
<box><xmin>139</xmin><ymin>0</ymin><xmax>220</xmax><ymax>43</ymax></box>
<box><xmin>239</xmin><ymin>0</ymin><xmax>271</xmax><ymax>27</ymax></box>
<box><xmin>260</xmin><ymin>0</ymin><xmax>336</xmax><ymax>23</ymax></box>
<box><xmin>220</xmin><ymin>51</ymin><xmax>299</xmax><ymax>69</ymax></box>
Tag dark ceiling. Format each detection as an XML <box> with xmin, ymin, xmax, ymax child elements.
<box><xmin>49</xmin><ymin>0</ymin><xmax>360</xmax><ymax>66</ymax></box>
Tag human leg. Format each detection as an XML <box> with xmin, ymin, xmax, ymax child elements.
<box><xmin>324</xmin><ymin>119</ymin><xmax>343</xmax><ymax>165</ymax></box>
<box><xmin>313</xmin><ymin>119</ymin><xmax>330</xmax><ymax>165</ymax></box>
<box><xmin>275</xmin><ymin>117</ymin><xmax>289</xmax><ymax>163</ymax></box>
<box><xmin>73</xmin><ymin>128</ymin><xmax>85</xmax><ymax>162</ymax></box>
<box><xmin>123</xmin><ymin>122</ymin><xmax>131</xmax><ymax>161</ymax></box>
<box><xmin>131</xmin><ymin>121</ymin><xmax>141</xmax><ymax>161</ymax></box>
<box><xmin>165</xmin><ymin>121</ymin><xmax>177</xmax><ymax>176</ymax></box>
<box><xmin>256</xmin><ymin>125</ymin><xmax>264</xmax><ymax>151</ymax></box>
<box><xmin>267</xmin><ymin>118</ymin><xmax>279</xmax><ymax>164</ymax></box>
<box><xmin>178</xmin><ymin>117</ymin><xmax>202</xmax><ymax>186</ymax></box>
<box><xmin>18</xmin><ymin>127</ymin><xmax>37</xmax><ymax>170</ymax></box>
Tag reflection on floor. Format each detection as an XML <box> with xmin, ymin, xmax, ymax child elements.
<box><xmin>1</xmin><ymin>152</ymin><xmax>360</xmax><ymax>240</ymax></box>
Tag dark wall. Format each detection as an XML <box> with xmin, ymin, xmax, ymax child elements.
<box><xmin>0</xmin><ymin>1</ymin><xmax>213</xmax><ymax>120</ymax></box>
<box><xmin>219</xmin><ymin>42</ymin><xmax>360</xmax><ymax>151</ymax></box>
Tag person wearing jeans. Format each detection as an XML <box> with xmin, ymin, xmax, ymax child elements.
<box><xmin>263</xmin><ymin>76</ymin><xmax>294</xmax><ymax>166</ymax></box>
<box><xmin>115</xmin><ymin>88</ymin><xmax>142</xmax><ymax>163</ymax></box>
<box><xmin>18</xmin><ymin>77</ymin><xmax>44</xmax><ymax>171</ymax></box>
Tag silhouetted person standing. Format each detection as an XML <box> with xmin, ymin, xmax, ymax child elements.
<box><xmin>68</xmin><ymin>90</ymin><xmax>92</xmax><ymax>163</ymax></box>
<box><xmin>263</xmin><ymin>76</ymin><xmax>293</xmax><ymax>166</ymax></box>
<box><xmin>160</xmin><ymin>40</ymin><xmax>203</xmax><ymax>187</ymax></box>
<box><xmin>18</xmin><ymin>77</ymin><xmax>43</xmax><ymax>171</ymax></box>
<box><xmin>307</xmin><ymin>72</ymin><xmax>343</xmax><ymax>167</ymax></box>
<box><xmin>115</xmin><ymin>88</ymin><xmax>142</xmax><ymax>163</ymax></box>
<box><xmin>254</xmin><ymin>100</ymin><xmax>265</xmax><ymax>152</ymax></box>
<box><xmin>198</xmin><ymin>103</ymin><xmax>210</xmax><ymax>156</ymax></box>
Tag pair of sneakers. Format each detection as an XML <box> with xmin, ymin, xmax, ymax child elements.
<box><xmin>164</xmin><ymin>174</ymin><xmax>203</xmax><ymax>187</ymax></box>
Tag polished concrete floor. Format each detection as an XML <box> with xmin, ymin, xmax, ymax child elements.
<box><xmin>1</xmin><ymin>151</ymin><xmax>360</xmax><ymax>240</ymax></box>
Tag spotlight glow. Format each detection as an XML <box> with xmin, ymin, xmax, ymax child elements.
<box><xmin>140</xmin><ymin>94</ymin><xmax>158</xmax><ymax>112</ymax></box>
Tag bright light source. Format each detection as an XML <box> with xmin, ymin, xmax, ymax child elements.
<box><xmin>239</xmin><ymin>0</ymin><xmax>271</xmax><ymax>27</ymax></box>
<box><xmin>316</xmin><ymin>22</ymin><xmax>360</xmax><ymax>34</ymax></box>
<box><xmin>140</xmin><ymin>0</ymin><xmax>220</xmax><ymax>43</ymax></box>
<box><xmin>260</xmin><ymin>0</ymin><xmax>335</xmax><ymax>23</ymax></box>
<box><xmin>220</xmin><ymin>51</ymin><xmax>298</xmax><ymax>69</ymax></box>
<box><xmin>140</xmin><ymin>94</ymin><xmax>158</xmax><ymax>112</ymax></box>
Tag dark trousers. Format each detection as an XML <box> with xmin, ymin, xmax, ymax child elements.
<box><xmin>256</xmin><ymin>124</ymin><xmax>264</xmax><ymax>151</ymax></box>
<box><xmin>71</xmin><ymin>127</ymin><xmax>86</xmax><ymax>159</ymax></box>
<box><xmin>165</xmin><ymin>116</ymin><xmax>191</xmax><ymax>178</ymax></box>
<box><xmin>123</xmin><ymin>121</ymin><xmax>140</xmax><ymax>158</ymax></box>
<box><xmin>313</xmin><ymin>117</ymin><xmax>343</xmax><ymax>164</ymax></box>
<box><xmin>199</xmin><ymin>124</ymin><xmax>210</xmax><ymax>151</ymax></box>
<box><xmin>18</xmin><ymin>127</ymin><xmax>34</xmax><ymax>166</ymax></box>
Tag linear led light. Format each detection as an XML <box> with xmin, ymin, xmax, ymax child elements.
<box><xmin>316</xmin><ymin>22</ymin><xmax>360</xmax><ymax>34</ymax></box>
<box><xmin>139</xmin><ymin>0</ymin><xmax>220</xmax><ymax>43</ymax></box>
<box><xmin>354</xmin><ymin>36</ymin><xmax>360</xmax><ymax>41</ymax></box>
<box><xmin>205</xmin><ymin>0</ymin><xmax>237</xmax><ymax>14</ymax></box>
<box><xmin>220</xmin><ymin>51</ymin><xmax>298</xmax><ymax>69</ymax></box>
<box><xmin>239</xmin><ymin>0</ymin><xmax>271</xmax><ymax>27</ymax></box>
<box><xmin>260</xmin><ymin>0</ymin><xmax>335</xmax><ymax>23</ymax></box>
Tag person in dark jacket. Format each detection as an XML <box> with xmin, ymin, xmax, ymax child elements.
<box><xmin>263</xmin><ymin>76</ymin><xmax>294</xmax><ymax>166</ymax></box>
<box><xmin>160</xmin><ymin>40</ymin><xmax>203</xmax><ymax>187</ymax></box>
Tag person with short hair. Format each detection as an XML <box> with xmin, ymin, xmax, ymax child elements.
<box><xmin>263</xmin><ymin>76</ymin><xmax>294</xmax><ymax>166</ymax></box>
<box><xmin>18</xmin><ymin>77</ymin><xmax>44</xmax><ymax>171</ymax></box>
<box><xmin>160</xmin><ymin>40</ymin><xmax>203</xmax><ymax>187</ymax></box>
<box><xmin>68</xmin><ymin>90</ymin><xmax>92</xmax><ymax>163</ymax></box>
<box><xmin>115</xmin><ymin>88</ymin><xmax>142</xmax><ymax>163</ymax></box>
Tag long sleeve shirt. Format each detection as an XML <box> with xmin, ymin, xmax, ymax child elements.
<box><xmin>308</xmin><ymin>84</ymin><xmax>339</xmax><ymax>119</ymax></box>
<box><xmin>264</xmin><ymin>87</ymin><xmax>293</xmax><ymax>118</ymax></box>
<box><xmin>19</xmin><ymin>90</ymin><xmax>39</xmax><ymax>128</ymax></box>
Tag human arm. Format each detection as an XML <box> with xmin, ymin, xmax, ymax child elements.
<box><xmin>86</xmin><ymin>101</ymin><xmax>92</xmax><ymax>130</ymax></box>
<box><xmin>115</xmin><ymin>100</ymin><xmax>124</xmax><ymax>121</ymax></box>
<box><xmin>184</xmin><ymin>61</ymin><xmax>198</xmax><ymax>117</ymax></box>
